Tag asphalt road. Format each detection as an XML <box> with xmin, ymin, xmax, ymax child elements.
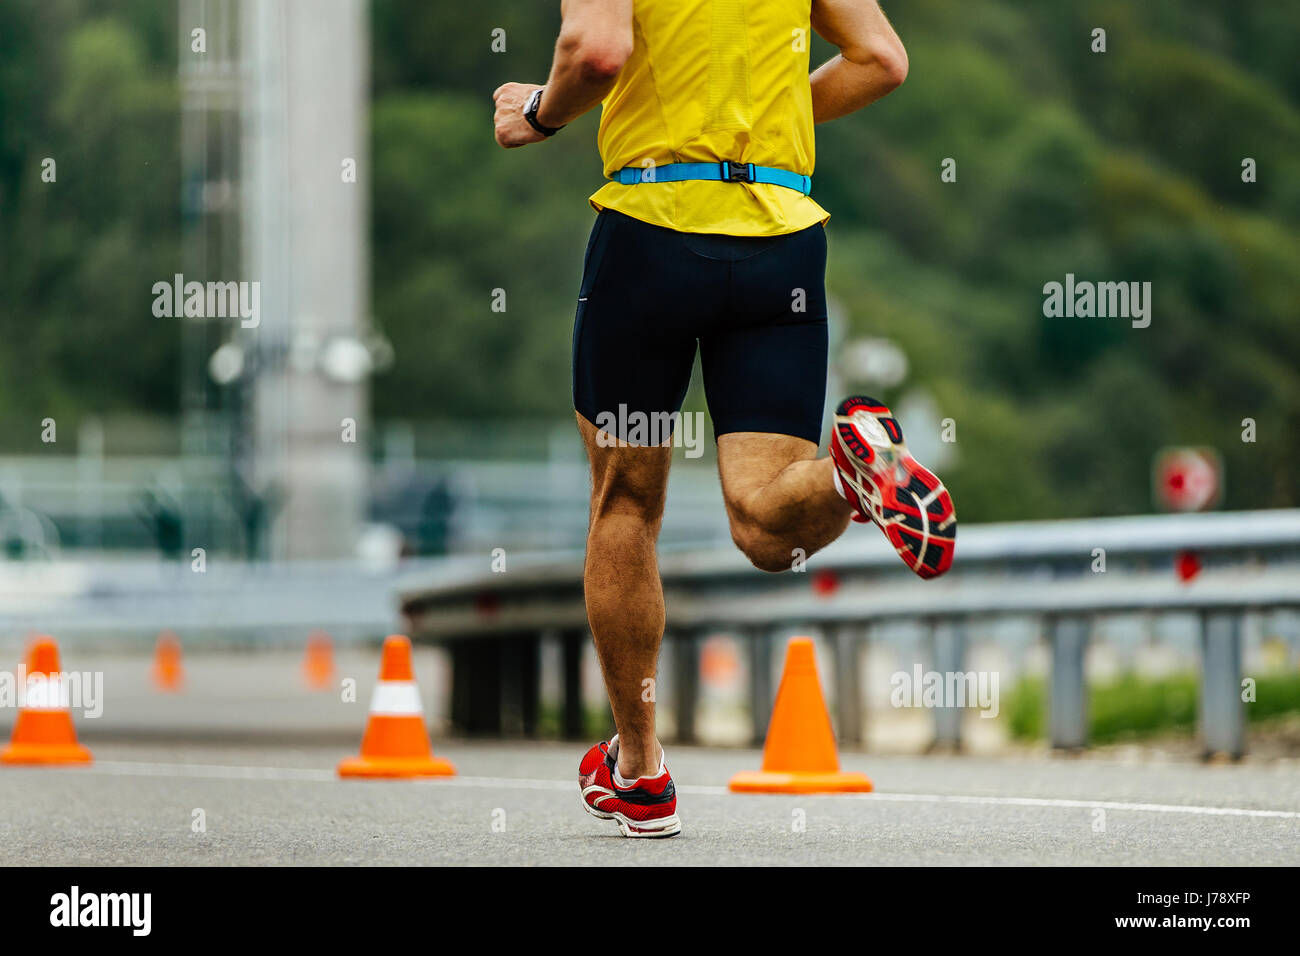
<box><xmin>1</xmin><ymin>741</ymin><xmax>1297</xmax><ymax>865</ymax></box>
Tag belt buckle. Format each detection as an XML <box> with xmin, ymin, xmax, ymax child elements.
<box><xmin>724</xmin><ymin>161</ymin><xmax>753</xmax><ymax>183</ymax></box>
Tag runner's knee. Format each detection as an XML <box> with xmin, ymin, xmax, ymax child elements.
<box><xmin>590</xmin><ymin>473</ymin><xmax>666</xmax><ymax>527</ymax></box>
<box><xmin>729</xmin><ymin>517</ymin><xmax>796</xmax><ymax>573</ymax></box>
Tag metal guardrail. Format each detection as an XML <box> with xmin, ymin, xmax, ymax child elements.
<box><xmin>0</xmin><ymin>447</ymin><xmax>739</xmax><ymax>556</ymax></box>
<box><xmin>0</xmin><ymin>557</ymin><xmax>416</xmax><ymax>644</ymax></box>
<box><xmin>398</xmin><ymin>509</ymin><xmax>1300</xmax><ymax>757</ymax></box>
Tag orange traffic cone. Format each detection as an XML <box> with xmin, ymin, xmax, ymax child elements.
<box><xmin>302</xmin><ymin>630</ymin><xmax>335</xmax><ymax>690</ymax></box>
<box><xmin>151</xmin><ymin>631</ymin><xmax>184</xmax><ymax>691</ymax></box>
<box><xmin>337</xmin><ymin>635</ymin><xmax>455</xmax><ymax>778</ymax></box>
<box><xmin>729</xmin><ymin>637</ymin><xmax>872</xmax><ymax>793</ymax></box>
<box><xmin>1</xmin><ymin>637</ymin><xmax>92</xmax><ymax>765</ymax></box>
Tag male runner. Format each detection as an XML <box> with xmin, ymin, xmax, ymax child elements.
<box><xmin>493</xmin><ymin>0</ymin><xmax>954</xmax><ymax>838</ymax></box>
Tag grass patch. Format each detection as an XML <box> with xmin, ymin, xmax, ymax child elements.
<box><xmin>1006</xmin><ymin>671</ymin><xmax>1300</xmax><ymax>744</ymax></box>
<box><xmin>535</xmin><ymin>703</ymin><xmax>615</xmax><ymax>740</ymax></box>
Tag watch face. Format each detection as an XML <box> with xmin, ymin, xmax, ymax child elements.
<box><xmin>526</xmin><ymin>89</ymin><xmax>542</xmax><ymax>115</ymax></box>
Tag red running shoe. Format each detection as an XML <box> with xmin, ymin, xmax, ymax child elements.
<box><xmin>831</xmin><ymin>395</ymin><xmax>957</xmax><ymax>579</ymax></box>
<box><xmin>578</xmin><ymin>736</ymin><xmax>680</xmax><ymax>838</ymax></box>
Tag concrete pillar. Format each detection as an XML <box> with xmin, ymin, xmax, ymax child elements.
<box><xmin>672</xmin><ymin>631</ymin><xmax>701</xmax><ymax>744</ymax></box>
<box><xmin>242</xmin><ymin>0</ymin><xmax>369</xmax><ymax>559</ymax></box>
<box><xmin>561</xmin><ymin>629</ymin><xmax>585</xmax><ymax>739</ymax></box>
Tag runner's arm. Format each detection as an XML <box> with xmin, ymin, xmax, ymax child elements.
<box><xmin>809</xmin><ymin>0</ymin><xmax>908</xmax><ymax>124</ymax></box>
<box><xmin>493</xmin><ymin>0</ymin><xmax>633</xmax><ymax>148</ymax></box>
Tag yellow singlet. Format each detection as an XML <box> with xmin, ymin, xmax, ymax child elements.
<box><xmin>588</xmin><ymin>0</ymin><xmax>831</xmax><ymax>237</ymax></box>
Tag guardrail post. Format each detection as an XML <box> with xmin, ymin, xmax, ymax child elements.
<box><xmin>1049</xmin><ymin>617</ymin><xmax>1089</xmax><ymax>750</ymax></box>
<box><xmin>930</xmin><ymin>620</ymin><xmax>966</xmax><ymax>750</ymax></box>
<box><xmin>449</xmin><ymin>641</ymin><xmax>468</xmax><ymax>733</ymax></box>
<box><xmin>1200</xmin><ymin>611</ymin><xmax>1245</xmax><ymax>759</ymax></box>
<box><xmin>500</xmin><ymin>635</ymin><xmax>524</xmax><ymax>737</ymax></box>
<box><xmin>748</xmin><ymin>627</ymin><xmax>774</xmax><ymax>746</ymax></box>
<box><xmin>499</xmin><ymin>634</ymin><xmax>540</xmax><ymax>737</ymax></box>
<box><xmin>672</xmin><ymin>630</ymin><xmax>701</xmax><ymax>744</ymax></box>
<box><xmin>833</xmin><ymin>624</ymin><xmax>863</xmax><ymax>746</ymax></box>
<box><xmin>449</xmin><ymin>639</ymin><xmax>503</xmax><ymax>735</ymax></box>
<box><xmin>561</xmin><ymin>629</ymin><xmax>585</xmax><ymax>740</ymax></box>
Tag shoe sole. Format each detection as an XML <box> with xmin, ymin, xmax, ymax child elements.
<box><xmin>582</xmin><ymin>799</ymin><xmax>681</xmax><ymax>838</ymax></box>
<box><xmin>834</xmin><ymin>397</ymin><xmax>956</xmax><ymax>579</ymax></box>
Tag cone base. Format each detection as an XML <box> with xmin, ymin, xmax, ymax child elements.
<box><xmin>0</xmin><ymin>744</ymin><xmax>93</xmax><ymax>766</ymax></box>
<box><xmin>728</xmin><ymin>770</ymin><xmax>873</xmax><ymax>794</ymax></box>
<box><xmin>337</xmin><ymin>754</ymin><xmax>456</xmax><ymax>778</ymax></box>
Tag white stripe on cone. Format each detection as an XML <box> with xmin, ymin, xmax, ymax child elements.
<box><xmin>367</xmin><ymin>681</ymin><xmax>423</xmax><ymax>716</ymax></box>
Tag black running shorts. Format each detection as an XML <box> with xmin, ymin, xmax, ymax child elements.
<box><xmin>572</xmin><ymin>210</ymin><xmax>829</xmax><ymax>445</ymax></box>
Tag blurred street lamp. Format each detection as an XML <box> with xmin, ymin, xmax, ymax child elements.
<box><xmin>208</xmin><ymin>330</ymin><xmax>391</xmax><ymax>387</ymax></box>
<box><xmin>208</xmin><ymin>342</ymin><xmax>245</xmax><ymax>385</ymax></box>
<box><xmin>839</xmin><ymin>337</ymin><xmax>909</xmax><ymax>390</ymax></box>
<box><xmin>320</xmin><ymin>336</ymin><xmax>374</xmax><ymax>384</ymax></box>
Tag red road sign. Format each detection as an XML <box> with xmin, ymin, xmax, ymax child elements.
<box><xmin>1153</xmin><ymin>447</ymin><xmax>1222</xmax><ymax>512</ymax></box>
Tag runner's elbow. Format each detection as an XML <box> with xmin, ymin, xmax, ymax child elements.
<box><xmin>878</xmin><ymin>44</ymin><xmax>908</xmax><ymax>89</ymax></box>
<box><xmin>846</xmin><ymin>35</ymin><xmax>908</xmax><ymax>90</ymax></box>
<box><xmin>581</xmin><ymin>49</ymin><xmax>631</xmax><ymax>83</ymax></box>
<box><xmin>560</xmin><ymin>32</ymin><xmax>632</xmax><ymax>82</ymax></box>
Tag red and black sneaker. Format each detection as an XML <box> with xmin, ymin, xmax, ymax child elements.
<box><xmin>831</xmin><ymin>395</ymin><xmax>956</xmax><ymax>579</ymax></box>
<box><xmin>578</xmin><ymin>736</ymin><xmax>680</xmax><ymax>838</ymax></box>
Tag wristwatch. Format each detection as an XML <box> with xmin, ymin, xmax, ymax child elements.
<box><xmin>523</xmin><ymin>88</ymin><xmax>565</xmax><ymax>137</ymax></box>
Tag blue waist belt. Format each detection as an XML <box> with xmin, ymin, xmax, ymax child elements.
<box><xmin>609</xmin><ymin>161</ymin><xmax>812</xmax><ymax>196</ymax></box>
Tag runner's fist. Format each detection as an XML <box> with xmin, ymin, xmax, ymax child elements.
<box><xmin>493</xmin><ymin>82</ymin><xmax>547</xmax><ymax>148</ymax></box>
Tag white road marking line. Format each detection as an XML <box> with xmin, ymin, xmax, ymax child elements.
<box><xmin>91</xmin><ymin>760</ymin><xmax>335</xmax><ymax>781</ymax></box>
<box><xmin>80</xmin><ymin>760</ymin><xmax>1300</xmax><ymax>820</ymax></box>
<box><xmin>846</xmin><ymin>791</ymin><xmax>1300</xmax><ymax>820</ymax></box>
<box><xmin>435</xmin><ymin>775</ymin><xmax>571</xmax><ymax>791</ymax></box>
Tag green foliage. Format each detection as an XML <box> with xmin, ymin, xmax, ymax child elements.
<box><xmin>0</xmin><ymin>3</ymin><xmax>180</xmax><ymax>443</ymax></box>
<box><xmin>1089</xmin><ymin>673</ymin><xmax>1200</xmax><ymax>743</ymax></box>
<box><xmin>1006</xmin><ymin>674</ymin><xmax>1046</xmax><ymax>741</ymax></box>
<box><xmin>1252</xmin><ymin>674</ymin><xmax>1300</xmax><ymax>721</ymax></box>
<box><xmin>1007</xmin><ymin>671</ymin><xmax>1300</xmax><ymax>744</ymax></box>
